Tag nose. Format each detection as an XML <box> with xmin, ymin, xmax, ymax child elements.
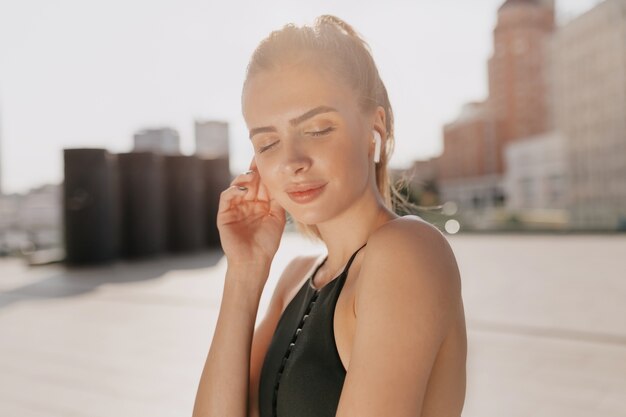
<box><xmin>281</xmin><ymin>139</ymin><xmax>311</xmax><ymax>176</ymax></box>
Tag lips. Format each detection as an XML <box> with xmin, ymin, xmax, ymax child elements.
<box><xmin>285</xmin><ymin>182</ymin><xmax>327</xmax><ymax>193</ymax></box>
<box><xmin>285</xmin><ymin>182</ymin><xmax>327</xmax><ymax>204</ymax></box>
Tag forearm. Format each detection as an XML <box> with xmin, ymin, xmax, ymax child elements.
<box><xmin>192</xmin><ymin>264</ymin><xmax>269</xmax><ymax>417</ymax></box>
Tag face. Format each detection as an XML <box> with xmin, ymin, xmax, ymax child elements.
<box><xmin>242</xmin><ymin>63</ymin><xmax>376</xmax><ymax>225</ymax></box>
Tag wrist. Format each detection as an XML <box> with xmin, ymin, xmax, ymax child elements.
<box><xmin>226</xmin><ymin>258</ymin><xmax>272</xmax><ymax>273</ymax></box>
<box><xmin>224</xmin><ymin>263</ymin><xmax>271</xmax><ymax>296</ymax></box>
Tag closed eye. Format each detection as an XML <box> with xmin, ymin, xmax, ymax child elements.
<box><xmin>307</xmin><ymin>127</ymin><xmax>335</xmax><ymax>137</ymax></box>
<box><xmin>258</xmin><ymin>142</ymin><xmax>277</xmax><ymax>153</ymax></box>
<box><xmin>257</xmin><ymin>127</ymin><xmax>334</xmax><ymax>153</ymax></box>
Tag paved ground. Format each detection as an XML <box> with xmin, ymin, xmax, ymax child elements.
<box><xmin>0</xmin><ymin>233</ymin><xmax>625</xmax><ymax>417</ymax></box>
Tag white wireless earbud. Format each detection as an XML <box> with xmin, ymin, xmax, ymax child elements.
<box><xmin>372</xmin><ymin>130</ymin><xmax>382</xmax><ymax>164</ymax></box>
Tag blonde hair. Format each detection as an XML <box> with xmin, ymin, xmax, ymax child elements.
<box><xmin>244</xmin><ymin>15</ymin><xmax>415</xmax><ymax>241</ymax></box>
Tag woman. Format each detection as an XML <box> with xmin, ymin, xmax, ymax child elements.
<box><xmin>193</xmin><ymin>15</ymin><xmax>467</xmax><ymax>417</ymax></box>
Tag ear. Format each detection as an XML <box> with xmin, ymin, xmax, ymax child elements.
<box><xmin>369</xmin><ymin>106</ymin><xmax>387</xmax><ymax>157</ymax></box>
<box><xmin>371</xmin><ymin>106</ymin><xmax>387</xmax><ymax>140</ymax></box>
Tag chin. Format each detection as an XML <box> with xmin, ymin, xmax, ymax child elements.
<box><xmin>283</xmin><ymin>188</ymin><xmax>354</xmax><ymax>226</ymax></box>
<box><xmin>289</xmin><ymin>202</ymin><xmax>349</xmax><ymax>227</ymax></box>
<box><xmin>286</xmin><ymin>205</ymin><xmax>327</xmax><ymax>226</ymax></box>
<box><xmin>289</xmin><ymin>211</ymin><xmax>324</xmax><ymax>226</ymax></box>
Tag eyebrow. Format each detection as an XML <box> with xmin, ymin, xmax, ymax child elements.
<box><xmin>249</xmin><ymin>105</ymin><xmax>338</xmax><ymax>139</ymax></box>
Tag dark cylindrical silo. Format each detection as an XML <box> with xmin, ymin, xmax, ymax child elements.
<box><xmin>202</xmin><ymin>157</ymin><xmax>231</xmax><ymax>248</ymax></box>
<box><xmin>164</xmin><ymin>155</ymin><xmax>206</xmax><ymax>252</ymax></box>
<box><xmin>63</xmin><ymin>148</ymin><xmax>120</xmax><ymax>265</ymax></box>
<box><xmin>118</xmin><ymin>152</ymin><xmax>166</xmax><ymax>258</ymax></box>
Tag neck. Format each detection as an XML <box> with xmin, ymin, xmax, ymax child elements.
<box><xmin>313</xmin><ymin>183</ymin><xmax>397</xmax><ymax>284</ymax></box>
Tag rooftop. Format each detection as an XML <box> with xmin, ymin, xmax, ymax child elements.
<box><xmin>1</xmin><ymin>232</ymin><xmax>625</xmax><ymax>416</ymax></box>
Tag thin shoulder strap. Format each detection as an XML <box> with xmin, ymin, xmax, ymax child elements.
<box><xmin>344</xmin><ymin>242</ymin><xmax>367</xmax><ymax>273</ymax></box>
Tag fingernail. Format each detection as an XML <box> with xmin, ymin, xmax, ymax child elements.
<box><xmin>238</xmin><ymin>186</ymin><xmax>248</xmax><ymax>191</ymax></box>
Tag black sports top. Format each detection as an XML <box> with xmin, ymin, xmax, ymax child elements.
<box><xmin>258</xmin><ymin>243</ymin><xmax>367</xmax><ymax>417</ymax></box>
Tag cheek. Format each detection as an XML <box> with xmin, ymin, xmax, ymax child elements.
<box><xmin>255</xmin><ymin>163</ymin><xmax>271</xmax><ymax>187</ymax></box>
<box><xmin>334</xmin><ymin>137</ymin><xmax>369</xmax><ymax>176</ymax></box>
<box><xmin>255</xmin><ymin>162</ymin><xmax>282</xmax><ymax>197</ymax></box>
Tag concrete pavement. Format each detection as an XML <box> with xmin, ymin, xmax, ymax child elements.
<box><xmin>0</xmin><ymin>233</ymin><xmax>624</xmax><ymax>416</ymax></box>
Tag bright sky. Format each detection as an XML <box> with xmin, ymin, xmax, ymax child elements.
<box><xmin>0</xmin><ymin>0</ymin><xmax>599</xmax><ymax>194</ymax></box>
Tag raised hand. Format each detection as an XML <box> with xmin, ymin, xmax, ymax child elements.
<box><xmin>217</xmin><ymin>158</ymin><xmax>286</xmax><ymax>274</ymax></box>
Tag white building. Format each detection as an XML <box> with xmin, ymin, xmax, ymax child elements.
<box><xmin>504</xmin><ymin>131</ymin><xmax>568</xmax><ymax>210</ymax></box>
<box><xmin>133</xmin><ymin>127</ymin><xmax>180</xmax><ymax>155</ymax></box>
<box><xmin>195</xmin><ymin>120</ymin><xmax>229</xmax><ymax>158</ymax></box>
<box><xmin>549</xmin><ymin>0</ymin><xmax>626</xmax><ymax>230</ymax></box>
<box><xmin>0</xmin><ymin>184</ymin><xmax>62</xmax><ymax>254</ymax></box>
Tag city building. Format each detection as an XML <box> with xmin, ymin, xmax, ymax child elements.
<box><xmin>503</xmin><ymin>131</ymin><xmax>569</xmax><ymax>228</ymax></box>
<box><xmin>438</xmin><ymin>102</ymin><xmax>504</xmax><ymax>212</ymax></box>
<box><xmin>0</xmin><ymin>184</ymin><xmax>62</xmax><ymax>254</ymax></box>
<box><xmin>133</xmin><ymin>127</ymin><xmax>181</xmax><ymax>155</ymax></box>
<box><xmin>404</xmin><ymin>158</ymin><xmax>439</xmax><ymax>189</ymax></box>
<box><xmin>549</xmin><ymin>0</ymin><xmax>626</xmax><ymax>230</ymax></box>
<box><xmin>488</xmin><ymin>0</ymin><xmax>556</xmax><ymax>143</ymax></box>
<box><xmin>440</xmin><ymin>102</ymin><xmax>499</xmax><ymax>179</ymax></box>
<box><xmin>435</xmin><ymin>0</ymin><xmax>556</xmax><ymax>228</ymax></box>
<box><xmin>195</xmin><ymin>120</ymin><xmax>229</xmax><ymax>158</ymax></box>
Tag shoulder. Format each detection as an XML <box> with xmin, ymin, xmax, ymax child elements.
<box><xmin>256</xmin><ymin>254</ymin><xmax>320</xmax><ymax>334</ymax></box>
<box><xmin>355</xmin><ymin>215</ymin><xmax>462</xmax><ymax>319</ymax></box>
<box><xmin>369</xmin><ymin>214</ymin><xmax>450</xmax><ymax>251</ymax></box>
<box><xmin>274</xmin><ymin>254</ymin><xmax>320</xmax><ymax>309</ymax></box>
<box><xmin>367</xmin><ymin>215</ymin><xmax>458</xmax><ymax>275</ymax></box>
<box><xmin>336</xmin><ymin>216</ymin><xmax>463</xmax><ymax>415</ymax></box>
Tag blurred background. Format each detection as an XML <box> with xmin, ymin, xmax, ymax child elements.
<box><xmin>0</xmin><ymin>0</ymin><xmax>624</xmax><ymax>416</ymax></box>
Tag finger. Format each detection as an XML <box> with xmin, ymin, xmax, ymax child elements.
<box><xmin>229</xmin><ymin>172</ymin><xmax>259</xmax><ymax>202</ymax></box>
<box><xmin>269</xmin><ymin>197</ymin><xmax>286</xmax><ymax>220</ymax></box>
<box><xmin>249</xmin><ymin>158</ymin><xmax>269</xmax><ymax>202</ymax></box>
<box><xmin>229</xmin><ymin>170</ymin><xmax>255</xmax><ymax>187</ymax></box>
<box><xmin>218</xmin><ymin>185</ymin><xmax>248</xmax><ymax>214</ymax></box>
<box><xmin>240</xmin><ymin>169</ymin><xmax>260</xmax><ymax>202</ymax></box>
<box><xmin>239</xmin><ymin>157</ymin><xmax>260</xmax><ymax>202</ymax></box>
<box><xmin>257</xmin><ymin>177</ymin><xmax>270</xmax><ymax>202</ymax></box>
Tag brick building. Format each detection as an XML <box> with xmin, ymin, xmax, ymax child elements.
<box><xmin>436</xmin><ymin>0</ymin><xmax>555</xmax><ymax>217</ymax></box>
